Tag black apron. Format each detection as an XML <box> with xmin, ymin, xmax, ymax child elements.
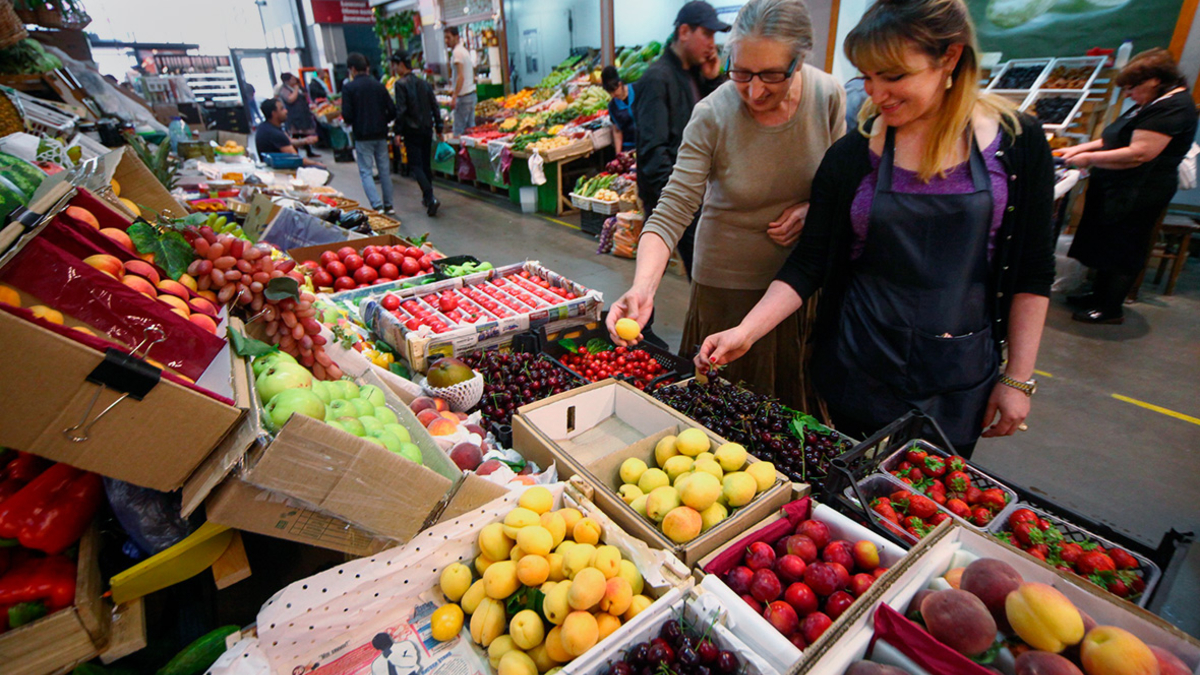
<box><xmin>816</xmin><ymin>127</ymin><xmax>999</xmax><ymax>448</ymax></box>
<box><xmin>1068</xmin><ymin>108</ymin><xmax>1180</xmax><ymax>274</ymax></box>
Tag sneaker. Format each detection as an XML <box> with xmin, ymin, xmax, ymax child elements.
<box><xmin>383</xmin><ymin>207</ymin><xmax>396</xmax><ymax>216</ymax></box>
<box><xmin>427</xmin><ymin>199</ymin><xmax>440</xmax><ymax>217</ymax></box>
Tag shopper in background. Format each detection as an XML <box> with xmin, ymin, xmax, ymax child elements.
<box><xmin>601</xmin><ymin>66</ymin><xmax>638</xmax><ymax>151</ymax></box>
<box><xmin>391</xmin><ymin>52</ymin><xmax>444</xmax><ymax>217</ymax></box>
<box><xmin>308</xmin><ymin>75</ymin><xmax>329</xmax><ymax>102</ymax></box>
<box><xmin>342</xmin><ymin>53</ymin><xmax>398</xmax><ymax>216</ymax></box>
<box><xmin>445</xmin><ymin>26</ymin><xmax>477</xmax><ymax>136</ymax></box>
<box><xmin>608</xmin><ymin>0</ymin><xmax>845</xmax><ymax>406</ymax></box>
<box><xmin>254</xmin><ymin>98</ymin><xmax>323</xmax><ymax>167</ymax></box>
<box><xmin>276</xmin><ymin>73</ymin><xmax>319</xmax><ymax>158</ymax></box>
<box><xmin>694</xmin><ymin>0</ymin><xmax>1055</xmax><ymax>454</ymax></box>
<box><xmin>243</xmin><ymin>81</ymin><xmax>262</xmax><ymax>126</ymax></box>
<box><xmin>1061</xmin><ymin>48</ymin><xmax>1198</xmax><ymax>324</ymax></box>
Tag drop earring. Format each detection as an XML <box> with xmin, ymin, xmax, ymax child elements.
<box><xmin>946</xmin><ymin>75</ymin><xmax>953</xmax><ymax>89</ymax></box>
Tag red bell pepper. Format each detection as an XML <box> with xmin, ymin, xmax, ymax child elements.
<box><xmin>2</xmin><ymin>452</ymin><xmax>49</xmax><ymax>483</ymax></box>
<box><xmin>0</xmin><ymin>555</ymin><xmax>76</xmax><ymax>612</ymax></box>
<box><xmin>0</xmin><ymin>463</ymin><xmax>104</xmax><ymax>554</ymax></box>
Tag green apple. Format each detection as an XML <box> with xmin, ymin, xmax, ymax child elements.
<box><xmin>263</xmin><ymin>388</ymin><xmax>325</xmax><ymax>432</ymax></box>
<box><xmin>362</xmin><ymin>436</ymin><xmax>386</xmax><ymax>448</ymax></box>
<box><xmin>337</xmin><ymin>416</ymin><xmax>365</xmax><ymax>436</ymax></box>
<box><xmin>256</xmin><ymin>362</ymin><xmax>313</xmax><ymax>404</ymax></box>
<box><xmin>326</xmin><ymin>419</ymin><xmax>346</xmax><ymax>434</ymax></box>
<box><xmin>372</xmin><ymin>429</ymin><xmax>402</xmax><ymax>452</ymax></box>
<box><xmin>398</xmin><ymin>442</ymin><xmax>423</xmax><ymax>465</ymax></box>
<box><xmin>373</xmin><ymin>406</ymin><xmax>399</xmax><ymax>425</ymax></box>
<box><xmin>252</xmin><ymin>351</ymin><xmax>297</xmax><ymax>378</ymax></box>
<box><xmin>328</xmin><ymin>399</ymin><xmax>358</xmax><ymax>418</ymax></box>
<box><xmin>360</xmin><ymin>416</ymin><xmax>384</xmax><ymax>437</ymax></box>
<box><xmin>358</xmin><ymin>384</ymin><xmax>387</xmax><ymax>408</ymax></box>
<box><xmin>338</xmin><ymin>381</ymin><xmax>361</xmax><ymax>400</ymax></box>
<box><xmin>311</xmin><ymin>380</ymin><xmax>332</xmax><ymax>404</ymax></box>
<box><xmin>349</xmin><ymin>398</ymin><xmax>375</xmax><ymax>417</ymax></box>
<box><xmin>383</xmin><ymin>423</ymin><xmax>412</xmax><ymax>443</ymax></box>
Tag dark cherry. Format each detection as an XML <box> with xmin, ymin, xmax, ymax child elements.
<box><xmin>715</xmin><ymin>651</ymin><xmax>739</xmax><ymax>675</ymax></box>
<box><xmin>696</xmin><ymin>639</ymin><xmax>718</xmax><ymax>663</ymax></box>
<box><xmin>679</xmin><ymin>647</ymin><xmax>700</xmax><ymax>667</ymax></box>
<box><xmin>660</xmin><ymin>619</ymin><xmax>682</xmax><ymax>643</ymax></box>
<box><xmin>611</xmin><ymin>663</ymin><xmax>634</xmax><ymax>675</ymax></box>
<box><xmin>628</xmin><ymin>642</ymin><xmax>650</xmax><ymax>666</ymax></box>
<box><xmin>647</xmin><ymin>643</ymin><xmax>675</xmax><ymax>667</ymax></box>
<box><xmin>694</xmin><ymin>667</ymin><xmax>711</xmax><ymax>675</ymax></box>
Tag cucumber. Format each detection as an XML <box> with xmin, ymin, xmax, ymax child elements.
<box><xmin>0</xmin><ymin>152</ymin><xmax>45</xmax><ymax>198</ymax></box>
<box><xmin>157</xmin><ymin>625</ymin><xmax>240</xmax><ymax>675</ymax></box>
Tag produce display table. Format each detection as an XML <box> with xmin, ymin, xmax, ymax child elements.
<box><xmin>507</xmin><ymin>143</ymin><xmax>599</xmax><ymax>216</ymax></box>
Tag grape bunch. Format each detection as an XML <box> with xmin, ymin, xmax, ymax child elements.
<box><xmin>184</xmin><ymin>226</ymin><xmax>343</xmax><ymax>380</ymax></box>
<box><xmin>607</xmin><ymin>619</ymin><xmax>739</xmax><ymax>675</ymax></box>
<box><xmin>460</xmin><ymin>351</ymin><xmax>582</xmax><ymax>427</ymax></box>
<box><xmin>653</xmin><ymin>379</ymin><xmax>852</xmax><ymax>487</ymax></box>
<box><xmin>597</xmin><ymin>215</ymin><xmax>618</xmax><ymax>254</ymax></box>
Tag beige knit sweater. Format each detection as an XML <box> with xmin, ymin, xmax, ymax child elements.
<box><xmin>642</xmin><ymin>65</ymin><xmax>846</xmax><ymax>290</ymax></box>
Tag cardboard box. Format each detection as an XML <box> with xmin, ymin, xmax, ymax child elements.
<box><xmin>0</xmin><ymin>526</ymin><xmax>111</xmax><ymax>675</ymax></box>
<box><xmin>513</xmin><ymin>380</ymin><xmax>794</xmax><ymax>567</ymax></box>
<box><xmin>184</xmin><ymin>334</ymin><xmax>507</xmax><ymax>548</ymax></box>
<box><xmin>286</xmin><ymin>233</ymin><xmax>436</xmax><ymax>267</ymax></box>
<box><xmin>797</xmin><ymin>524</ymin><xmax>1200</xmax><ymax>674</ymax></box>
<box><xmin>111</xmin><ymin>145</ymin><xmax>190</xmax><ymax>219</ymax></box>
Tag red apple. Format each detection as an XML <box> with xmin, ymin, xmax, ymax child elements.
<box><xmin>740</xmin><ymin>595</ymin><xmax>762</xmax><ymax>614</ymax></box>
<box><xmin>852</xmin><ymin>541</ymin><xmax>880</xmax><ymax>572</ymax></box>
<box><xmin>788</xmin><ymin>633</ymin><xmax>808</xmax><ymax>651</ymax></box>
<box><xmin>334</xmin><ymin>276</ymin><xmax>356</xmax><ymax>291</ymax></box>
<box><xmin>848</xmin><ymin>573</ymin><xmax>875</xmax><ymax>598</ymax></box>
<box><xmin>802</xmin><ymin>562</ymin><xmax>843</xmax><ymax>598</ymax></box>
<box><xmin>775</xmin><ymin>554</ymin><xmax>807</xmax><ymax>585</ymax></box>
<box><xmin>784</xmin><ymin>582</ymin><xmax>819</xmax><ymax>617</ymax></box>
<box><xmin>749</xmin><ymin>569</ymin><xmax>782</xmax><ymax>604</ymax></box>
<box><xmin>873</xmin><ymin>567</ymin><xmax>888</xmax><ymax>579</ymax></box>
<box><xmin>725</xmin><ymin>566</ymin><xmax>754</xmax><ymax>595</ymax></box>
<box><xmin>382</xmin><ymin>294</ymin><xmax>401</xmax><ymax>311</ymax></box>
<box><xmin>319</xmin><ymin>250</ymin><xmax>339</xmax><ymax>266</ymax></box>
<box><xmin>400</xmin><ymin>258</ymin><xmax>421</xmax><ymax>276</ymax></box>
<box><xmin>353</xmin><ymin>266</ymin><xmax>378</xmax><ymax>284</ymax></box>
<box><xmin>344</xmin><ymin>254</ymin><xmax>364</xmax><ymax>272</ymax></box>
<box><xmin>325</xmin><ymin>260</ymin><xmax>347</xmax><ymax>278</ymax></box>
<box><xmin>365</xmin><ymin>252</ymin><xmax>387</xmax><ymax>269</ymax></box>
<box><xmin>379</xmin><ymin>263</ymin><xmax>400</xmax><ymax>279</ymax></box>
<box><xmin>796</xmin><ymin>520</ymin><xmax>831</xmax><ymax>549</ymax></box>
<box><xmin>337</xmin><ymin>246</ymin><xmax>357</xmax><ymax>260</ymax></box>
<box><xmin>823</xmin><ymin>590</ymin><xmax>855</xmax><ymax>620</ymax></box>
<box><xmin>800</xmin><ymin>612</ymin><xmax>833</xmax><ymax>644</ymax></box>
<box><xmin>786</xmin><ymin>535</ymin><xmax>819</xmax><ymax>564</ymax></box>
<box><xmin>823</xmin><ymin>540</ymin><xmax>855</xmax><ymax>570</ymax></box>
<box><xmin>763</xmin><ymin>601</ymin><xmax>799</xmax><ymax>638</ymax></box>
<box><xmin>745</xmin><ymin>541</ymin><xmax>777</xmax><ymax>571</ymax></box>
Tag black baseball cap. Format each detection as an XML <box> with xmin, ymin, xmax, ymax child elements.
<box><xmin>675</xmin><ymin>1</ymin><xmax>731</xmax><ymax>32</ymax></box>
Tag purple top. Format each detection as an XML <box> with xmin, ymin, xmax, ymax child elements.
<box><xmin>850</xmin><ymin>134</ymin><xmax>1008</xmax><ymax>260</ymax></box>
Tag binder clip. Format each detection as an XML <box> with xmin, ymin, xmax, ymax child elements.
<box><xmin>63</xmin><ymin>327</ymin><xmax>168</xmax><ymax>442</ymax></box>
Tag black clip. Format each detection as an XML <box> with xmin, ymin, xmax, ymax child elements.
<box><xmin>63</xmin><ymin>327</ymin><xmax>167</xmax><ymax>442</ymax></box>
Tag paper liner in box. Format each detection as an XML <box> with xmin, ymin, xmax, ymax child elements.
<box><xmin>0</xmin><ymin>236</ymin><xmax>225</xmax><ymax>380</ymax></box>
<box><xmin>223</xmin><ymin>483</ymin><xmax>687</xmax><ymax>675</ymax></box>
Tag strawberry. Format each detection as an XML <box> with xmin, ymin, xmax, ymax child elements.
<box><xmin>971</xmin><ymin>507</ymin><xmax>993</xmax><ymax>526</ymax></box>
<box><xmin>945</xmin><ymin>471</ymin><xmax>972</xmax><ymax>493</ymax></box>
<box><xmin>1108</xmin><ymin>548</ymin><xmax>1139</xmax><ymax>570</ymax></box>
<box><xmin>965</xmin><ymin>486</ymin><xmax>984</xmax><ymax>505</ymax></box>
<box><xmin>929</xmin><ymin>512</ymin><xmax>950</xmax><ymax>526</ymax></box>
<box><xmin>929</xmin><ymin>491</ymin><xmax>947</xmax><ymax>506</ymax></box>
<box><xmin>870</xmin><ymin>498</ymin><xmax>900</xmax><ymax>524</ymax></box>
<box><xmin>907</xmin><ymin>494</ymin><xmax>938</xmax><ymax>519</ymax></box>
<box><xmin>1036</xmin><ymin>518</ymin><xmax>1053</xmax><ymax>531</ymax></box>
<box><xmin>1077</xmin><ymin>551</ymin><xmax>1117</xmax><ymax>575</ymax></box>
<box><xmin>906</xmin><ymin>448</ymin><xmax>928</xmax><ymax>464</ymax></box>
<box><xmin>1013</xmin><ymin>521</ymin><xmax>1037</xmax><ymax>546</ymax></box>
<box><xmin>1009</xmin><ymin>508</ymin><xmax>1038</xmax><ymax>526</ymax></box>
<box><xmin>1058</xmin><ymin>542</ymin><xmax>1084</xmax><ymax>564</ymax></box>
<box><xmin>946</xmin><ymin>499</ymin><xmax>971</xmax><ymax>520</ymax></box>
<box><xmin>1026</xmin><ymin>547</ymin><xmax>1047</xmax><ymax>562</ymax></box>
<box><xmin>1107</xmin><ymin>578</ymin><xmax>1130</xmax><ymax>598</ymax></box>
<box><xmin>897</xmin><ymin>461</ymin><xmax>912</xmax><ymax>472</ymax></box>
<box><xmin>923</xmin><ymin>456</ymin><xmax>946</xmax><ymax>478</ymax></box>
<box><xmin>1131</xmin><ymin>576</ymin><xmax>1146</xmax><ymax>594</ymax></box>
<box><xmin>898</xmin><ymin>476</ymin><xmax>914</xmax><ymax>485</ymax></box>
<box><xmin>890</xmin><ymin>491</ymin><xmax>910</xmax><ymax>505</ymax></box>
<box><xmin>947</xmin><ymin>455</ymin><xmax>967</xmax><ymax>472</ymax></box>
<box><xmin>903</xmin><ymin>515</ymin><xmax>926</xmax><ymax>531</ymax></box>
<box><xmin>979</xmin><ymin>488</ymin><xmax>1008</xmax><ymax>512</ymax></box>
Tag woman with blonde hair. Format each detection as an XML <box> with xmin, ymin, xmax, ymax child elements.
<box><xmin>605</xmin><ymin>0</ymin><xmax>846</xmax><ymax>406</ymax></box>
<box><xmin>695</xmin><ymin>0</ymin><xmax>1055</xmax><ymax>454</ymax></box>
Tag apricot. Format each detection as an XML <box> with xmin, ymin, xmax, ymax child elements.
<box><xmin>680</xmin><ymin>472</ymin><xmax>722</xmax><ymax>511</ymax></box>
<box><xmin>189</xmin><ymin>313</ymin><xmax>218</xmax><ymax>334</ymax></box>
<box><xmin>488</xmin><ymin>636</ymin><xmax>521</xmax><ymax>670</ymax></box>
<box><xmin>618</xmin><ymin>559</ymin><xmax>644</xmax><ymax>595</ymax></box>
<box><xmin>620</xmin><ymin>457</ymin><xmax>647</xmax><ymax>485</ymax></box>
<box><xmin>123</xmin><ymin>260</ymin><xmax>160</xmax><ymax>284</ymax></box>
<box><xmin>618</xmin><ymin>484</ymin><xmax>644</xmax><ymax>505</ymax></box>
<box><xmin>498</xmin><ymin>650</ymin><xmax>538</xmax><ymax>675</ymax></box>
<box><xmin>440</xmin><ymin>562</ymin><xmax>473</xmax><ymax>601</ymax></box>
<box><xmin>475</xmin><ymin>554</ymin><xmax>496</xmax><ymax>576</ymax></box>
<box><xmin>480</xmin><ymin>522</ymin><xmax>515</xmax><ymax>561</ymax></box>
<box><xmin>540</xmin><ymin>511</ymin><xmax>567</xmax><ymax>547</ymax></box>
<box><xmin>83</xmin><ymin>254</ymin><xmax>123</xmax><ymax>279</ymax></box>
<box><xmin>567</xmin><ymin>568</ymin><xmax>606</xmax><ymax>610</ymax></box>
<box><xmin>637</xmin><ymin>468</ymin><xmax>670</xmax><ymax>494</ymax></box>
<box><xmin>543</xmin><ymin>580</ymin><xmax>572</xmax><ymax>625</ymax></box>
<box><xmin>599</xmin><ymin>576</ymin><xmax>633</xmax><ymax>616</ymax></box>
<box><xmin>29</xmin><ymin>305</ymin><xmax>63</xmax><ymax>324</ymax></box>
<box><xmin>557</xmin><ymin>508</ymin><xmax>583</xmax><ymax>533</ymax></box>
<box><xmin>156</xmin><ymin>279</ymin><xmax>190</xmax><ymax>299</ymax></box>
<box><xmin>572</xmin><ymin>517</ymin><xmax>602</xmax><ymax>545</ymax></box>
<box><xmin>469</xmin><ymin>597</ymin><xmax>506</xmax><ymax>647</ymax></box>
<box><xmin>527</xmin><ymin>642</ymin><xmax>558</xmax><ymax>673</ymax></box>
<box><xmin>662</xmin><ymin>506</ymin><xmax>703</xmax><ymax>543</ymax></box>
<box><xmin>595</xmin><ymin>613</ymin><xmax>622</xmax><ymax>642</ymax></box>
<box><xmin>461</xmin><ymin>579</ymin><xmax>487</xmax><ymax>614</ymax></box>
<box><xmin>662</xmin><ymin>455</ymin><xmax>694</xmax><ymax>482</ymax></box>
<box><xmin>503</xmin><ymin>507</ymin><xmax>541</xmax><ymax>538</ymax></box>
<box><xmin>560</xmin><ymin>611</ymin><xmax>599</xmax><ymax>656</ymax></box>
<box><xmin>714</xmin><ymin>442</ymin><xmax>747</xmax><ymax>472</ymax></box>
<box><xmin>122</xmin><ymin>274</ymin><xmax>158</xmax><ymax>298</ymax></box>
<box><xmin>592</xmin><ymin>545</ymin><xmax>622</xmax><ymax>579</ymax></box>
<box><xmin>544</xmin><ymin>626</ymin><xmax>572</xmax><ymax>662</ymax></box>
<box><xmin>563</xmin><ymin>543</ymin><xmax>596</xmax><ymax>579</ymax></box>
<box><xmin>654</xmin><ymin>436</ymin><xmax>678</xmax><ymax>467</ymax></box>
<box><xmin>428</xmin><ymin>418</ymin><xmax>458</xmax><ymax>436</ymax></box>
<box><xmin>188</xmin><ymin>296</ymin><xmax>218</xmax><ymax>316</ymax></box>
<box><xmin>100</xmin><ymin>227</ymin><xmax>133</xmax><ymax>250</ymax></box>
<box><xmin>0</xmin><ymin>284</ymin><xmax>19</xmax><ymax>306</ymax></box>
<box><xmin>510</xmin><ymin>609</ymin><xmax>546</xmax><ymax>650</ymax></box>
<box><xmin>722</xmin><ymin>472</ymin><xmax>757</xmax><ymax>507</ymax></box>
<box><xmin>65</xmin><ymin>205</ymin><xmax>99</xmax><ymax>228</ymax></box>
<box><xmin>1006</xmin><ymin>583</ymin><xmax>1084</xmax><ymax>653</ymax></box>
<box><xmin>517</xmin><ymin>525</ymin><xmax>554</xmax><ymax>556</ymax></box>
<box><xmin>645</xmin><ymin>487</ymin><xmax>681</xmax><ymax>522</ymax></box>
<box><xmin>517</xmin><ymin>555</ymin><xmax>550</xmax><ymax>586</ymax></box>
<box><xmin>519</xmin><ymin>486</ymin><xmax>549</xmax><ymax>518</ymax></box>
<box><xmin>547</xmin><ymin>553</ymin><xmax>566</xmax><ymax>581</ymax></box>
<box><xmin>484</xmin><ymin>560</ymin><xmax>520</xmax><ymax>599</ymax></box>
<box><xmin>745</xmin><ymin>461</ymin><xmax>776</xmax><ymax>492</ymax></box>
<box><xmin>623</xmin><ymin>594</ymin><xmax>652</xmax><ymax>622</ymax></box>
<box><xmin>699</xmin><ymin>502</ymin><xmax>728</xmax><ymax>532</ymax></box>
<box><xmin>921</xmin><ymin>589</ymin><xmax>998</xmax><ymax>656</ymax></box>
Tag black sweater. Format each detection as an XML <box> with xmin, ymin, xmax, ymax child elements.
<box><xmin>776</xmin><ymin>114</ymin><xmax>1056</xmax><ymax>347</ymax></box>
<box><xmin>341</xmin><ymin>73</ymin><xmax>395</xmax><ymax>141</ymax></box>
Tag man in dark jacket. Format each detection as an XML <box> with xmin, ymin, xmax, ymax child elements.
<box><xmin>633</xmin><ymin>0</ymin><xmax>728</xmax><ymax>346</ymax></box>
<box><xmin>342</xmin><ymin>52</ymin><xmax>397</xmax><ymax>214</ymax></box>
<box><xmin>391</xmin><ymin>53</ymin><xmax>444</xmax><ymax>217</ymax></box>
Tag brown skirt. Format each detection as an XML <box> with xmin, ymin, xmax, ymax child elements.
<box><xmin>679</xmin><ymin>283</ymin><xmax>807</xmax><ymax>409</ymax></box>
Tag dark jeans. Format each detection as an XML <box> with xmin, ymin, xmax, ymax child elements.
<box><xmin>403</xmin><ymin>131</ymin><xmax>435</xmax><ymax>206</ymax></box>
<box><xmin>1093</xmin><ymin>269</ymin><xmax>1137</xmax><ymax>314</ymax></box>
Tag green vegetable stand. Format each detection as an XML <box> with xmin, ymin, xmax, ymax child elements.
<box><xmin>506</xmin><ymin>139</ymin><xmax>596</xmax><ymax>216</ymax></box>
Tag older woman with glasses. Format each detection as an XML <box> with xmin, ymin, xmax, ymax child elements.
<box><xmin>606</xmin><ymin>0</ymin><xmax>845</xmax><ymax>406</ymax></box>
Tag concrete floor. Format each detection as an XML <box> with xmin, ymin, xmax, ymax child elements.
<box><xmin>325</xmin><ymin>159</ymin><xmax>1200</xmax><ymax>634</ymax></box>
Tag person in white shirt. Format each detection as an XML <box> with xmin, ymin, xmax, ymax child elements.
<box><xmin>445</xmin><ymin>26</ymin><xmax>477</xmax><ymax>135</ymax></box>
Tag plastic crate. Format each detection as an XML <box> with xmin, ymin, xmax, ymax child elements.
<box><xmin>570</xmin><ymin>192</ymin><xmax>592</xmax><ymax>211</ymax></box>
<box><xmin>591</xmin><ymin>198</ymin><xmax>620</xmax><ymax>215</ymax></box>
<box><xmin>431</xmin><ymin>254</ymin><xmax>482</xmax><ymax>280</ymax></box>
<box><xmin>538</xmin><ymin>320</ymin><xmax>693</xmax><ymax>391</ymax></box>
<box><xmin>262</xmin><ymin>152</ymin><xmax>303</xmax><ymax>169</ymax></box>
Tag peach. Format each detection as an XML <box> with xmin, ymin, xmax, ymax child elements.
<box><xmin>178</xmin><ymin>273</ymin><xmax>197</xmax><ymax>292</ymax></box>
<box><xmin>1013</xmin><ymin>651</ymin><xmax>1084</xmax><ymax>675</ymax></box>
<box><xmin>0</xmin><ymin>284</ymin><xmax>18</xmax><ymax>306</ymax></box>
<box><xmin>598</xmin><ymin>576</ymin><xmax>633</xmax><ymax>616</ymax></box>
<box><xmin>427</xmin><ymin>418</ymin><xmax>458</xmax><ymax>436</ymax></box>
<box><xmin>65</xmin><ymin>206</ymin><xmax>99</xmax><ymax>228</ymax></box>
<box><xmin>122</xmin><ymin>274</ymin><xmax>158</xmax><ymax>298</ymax></box>
<box><xmin>83</xmin><ymin>254</ymin><xmax>124</xmax><ymax>279</ymax></box>
<box><xmin>29</xmin><ymin>305</ymin><xmax>64</xmax><ymax>324</ymax></box>
<box><xmin>567</xmin><ymin>567</ymin><xmax>606</xmax><ymax>610</ymax></box>
<box><xmin>156</xmin><ymin>279</ymin><xmax>190</xmax><ymax>300</ymax></box>
<box><xmin>158</xmin><ymin>294</ymin><xmax>190</xmax><ymax>314</ymax></box>
<box><xmin>961</xmin><ymin>558</ymin><xmax>1023</xmax><ymax>632</ymax></box>
<box><xmin>198</xmin><ymin>290</ymin><xmax>218</xmax><ymax>302</ymax></box>
<box><xmin>1006</xmin><ymin>583</ymin><xmax>1084</xmax><ymax>653</ymax></box>
<box><xmin>560</xmin><ymin>611</ymin><xmax>599</xmax><ymax>656</ymax></box>
<box><xmin>416</xmin><ymin>409</ymin><xmax>441</xmax><ymax>426</ymax></box>
<box><xmin>1081</xmin><ymin>627</ymin><xmax>1158</xmax><ymax>675</ymax></box>
<box><xmin>662</xmin><ymin>506</ymin><xmax>703</xmax><ymax>543</ymax></box>
<box><xmin>123</xmin><ymin>260</ymin><xmax>160</xmax><ymax>284</ymax></box>
<box><xmin>921</xmin><ymin>589</ymin><xmax>997</xmax><ymax>657</ymax></box>
<box><xmin>189</xmin><ymin>296</ymin><xmax>218</xmax><ymax>317</ymax></box>
<box><xmin>410</xmin><ymin>396</ymin><xmax>437</xmax><ymax>413</ymax></box>
<box><xmin>440</xmin><ymin>410</ymin><xmax>460</xmax><ymax>422</ymax></box>
<box><xmin>189</xmin><ymin>313</ymin><xmax>218</xmax><ymax>334</ymax></box>
<box><xmin>1150</xmin><ymin>645</ymin><xmax>1191</xmax><ymax>675</ymax></box>
<box><xmin>100</xmin><ymin>227</ymin><xmax>133</xmax><ymax>250</ymax></box>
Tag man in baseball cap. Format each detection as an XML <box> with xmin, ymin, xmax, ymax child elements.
<box><xmin>675</xmin><ymin>0</ymin><xmax>732</xmax><ymax>33</ymax></box>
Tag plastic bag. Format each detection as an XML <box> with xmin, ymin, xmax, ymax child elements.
<box><xmin>104</xmin><ymin>478</ymin><xmax>196</xmax><ymax>555</ymax></box>
<box><xmin>434</xmin><ymin>141</ymin><xmax>454</xmax><ymax>163</ymax></box>
<box><xmin>528</xmin><ymin>151</ymin><xmax>546</xmax><ymax>185</ymax></box>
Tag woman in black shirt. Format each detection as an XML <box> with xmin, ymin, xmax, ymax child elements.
<box><xmin>1062</xmin><ymin>49</ymin><xmax>1199</xmax><ymax>324</ymax></box>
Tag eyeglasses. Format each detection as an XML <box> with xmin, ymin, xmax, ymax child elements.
<box><xmin>726</xmin><ymin>56</ymin><xmax>800</xmax><ymax>84</ymax></box>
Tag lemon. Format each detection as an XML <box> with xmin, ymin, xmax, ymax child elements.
<box><xmin>615</xmin><ymin>318</ymin><xmax>640</xmax><ymax>341</ymax></box>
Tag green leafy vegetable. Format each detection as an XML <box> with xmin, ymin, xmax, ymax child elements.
<box><xmin>226</xmin><ymin>328</ymin><xmax>278</xmax><ymax>359</ymax></box>
<box><xmin>585</xmin><ymin>338</ymin><xmax>612</xmax><ymax>353</ymax></box>
<box><xmin>126</xmin><ymin>220</ymin><xmax>195</xmax><ymax>280</ymax></box>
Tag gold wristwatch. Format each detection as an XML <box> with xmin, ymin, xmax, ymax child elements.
<box><xmin>999</xmin><ymin>374</ymin><xmax>1037</xmax><ymax>397</ymax></box>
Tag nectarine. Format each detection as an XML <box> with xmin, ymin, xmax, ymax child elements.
<box><xmin>83</xmin><ymin>254</ymin><xmax>124</xmax><ymax>279</ymax></box>
<box><xmin>122</xmin><ymin>275</ymin><xmax>158</xmax><ymax>298</ymax></box>
<box><xmin>416</xmin><ymin>409</ymin><xmax>441</xmax><ymax>426</ymax></box>
<box><xmin>123</xmin><ymin>260</ymin><xmax>160</xmax><ymax>284</ymax></box>
<box><xmin>100</xmin><ymin>227</ymin><xmax>133</xmax><ymax>250</ymax></box>
<box><xmin>428</xmin><ymin>418</ymin><xmax>458</xmax><ymax>436</ymax></box>
<box><xmin>65</xmin><ymin>206</ymin><xmax>99</xmax><ymax>228</ymax></box>
<box><xmin>156</xmin><ymin>279</ymin><xmax>190</xmax><ymax>300</ymax></box>
<box><xmin>189</xmin><ymin>313</ymin><xmax>218</xmax><ymax>334</ymax></box>
<box><xmin>158</xmin><ymin>295</ymin><xmax>190</xmax><ymax>314</ymax></box>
